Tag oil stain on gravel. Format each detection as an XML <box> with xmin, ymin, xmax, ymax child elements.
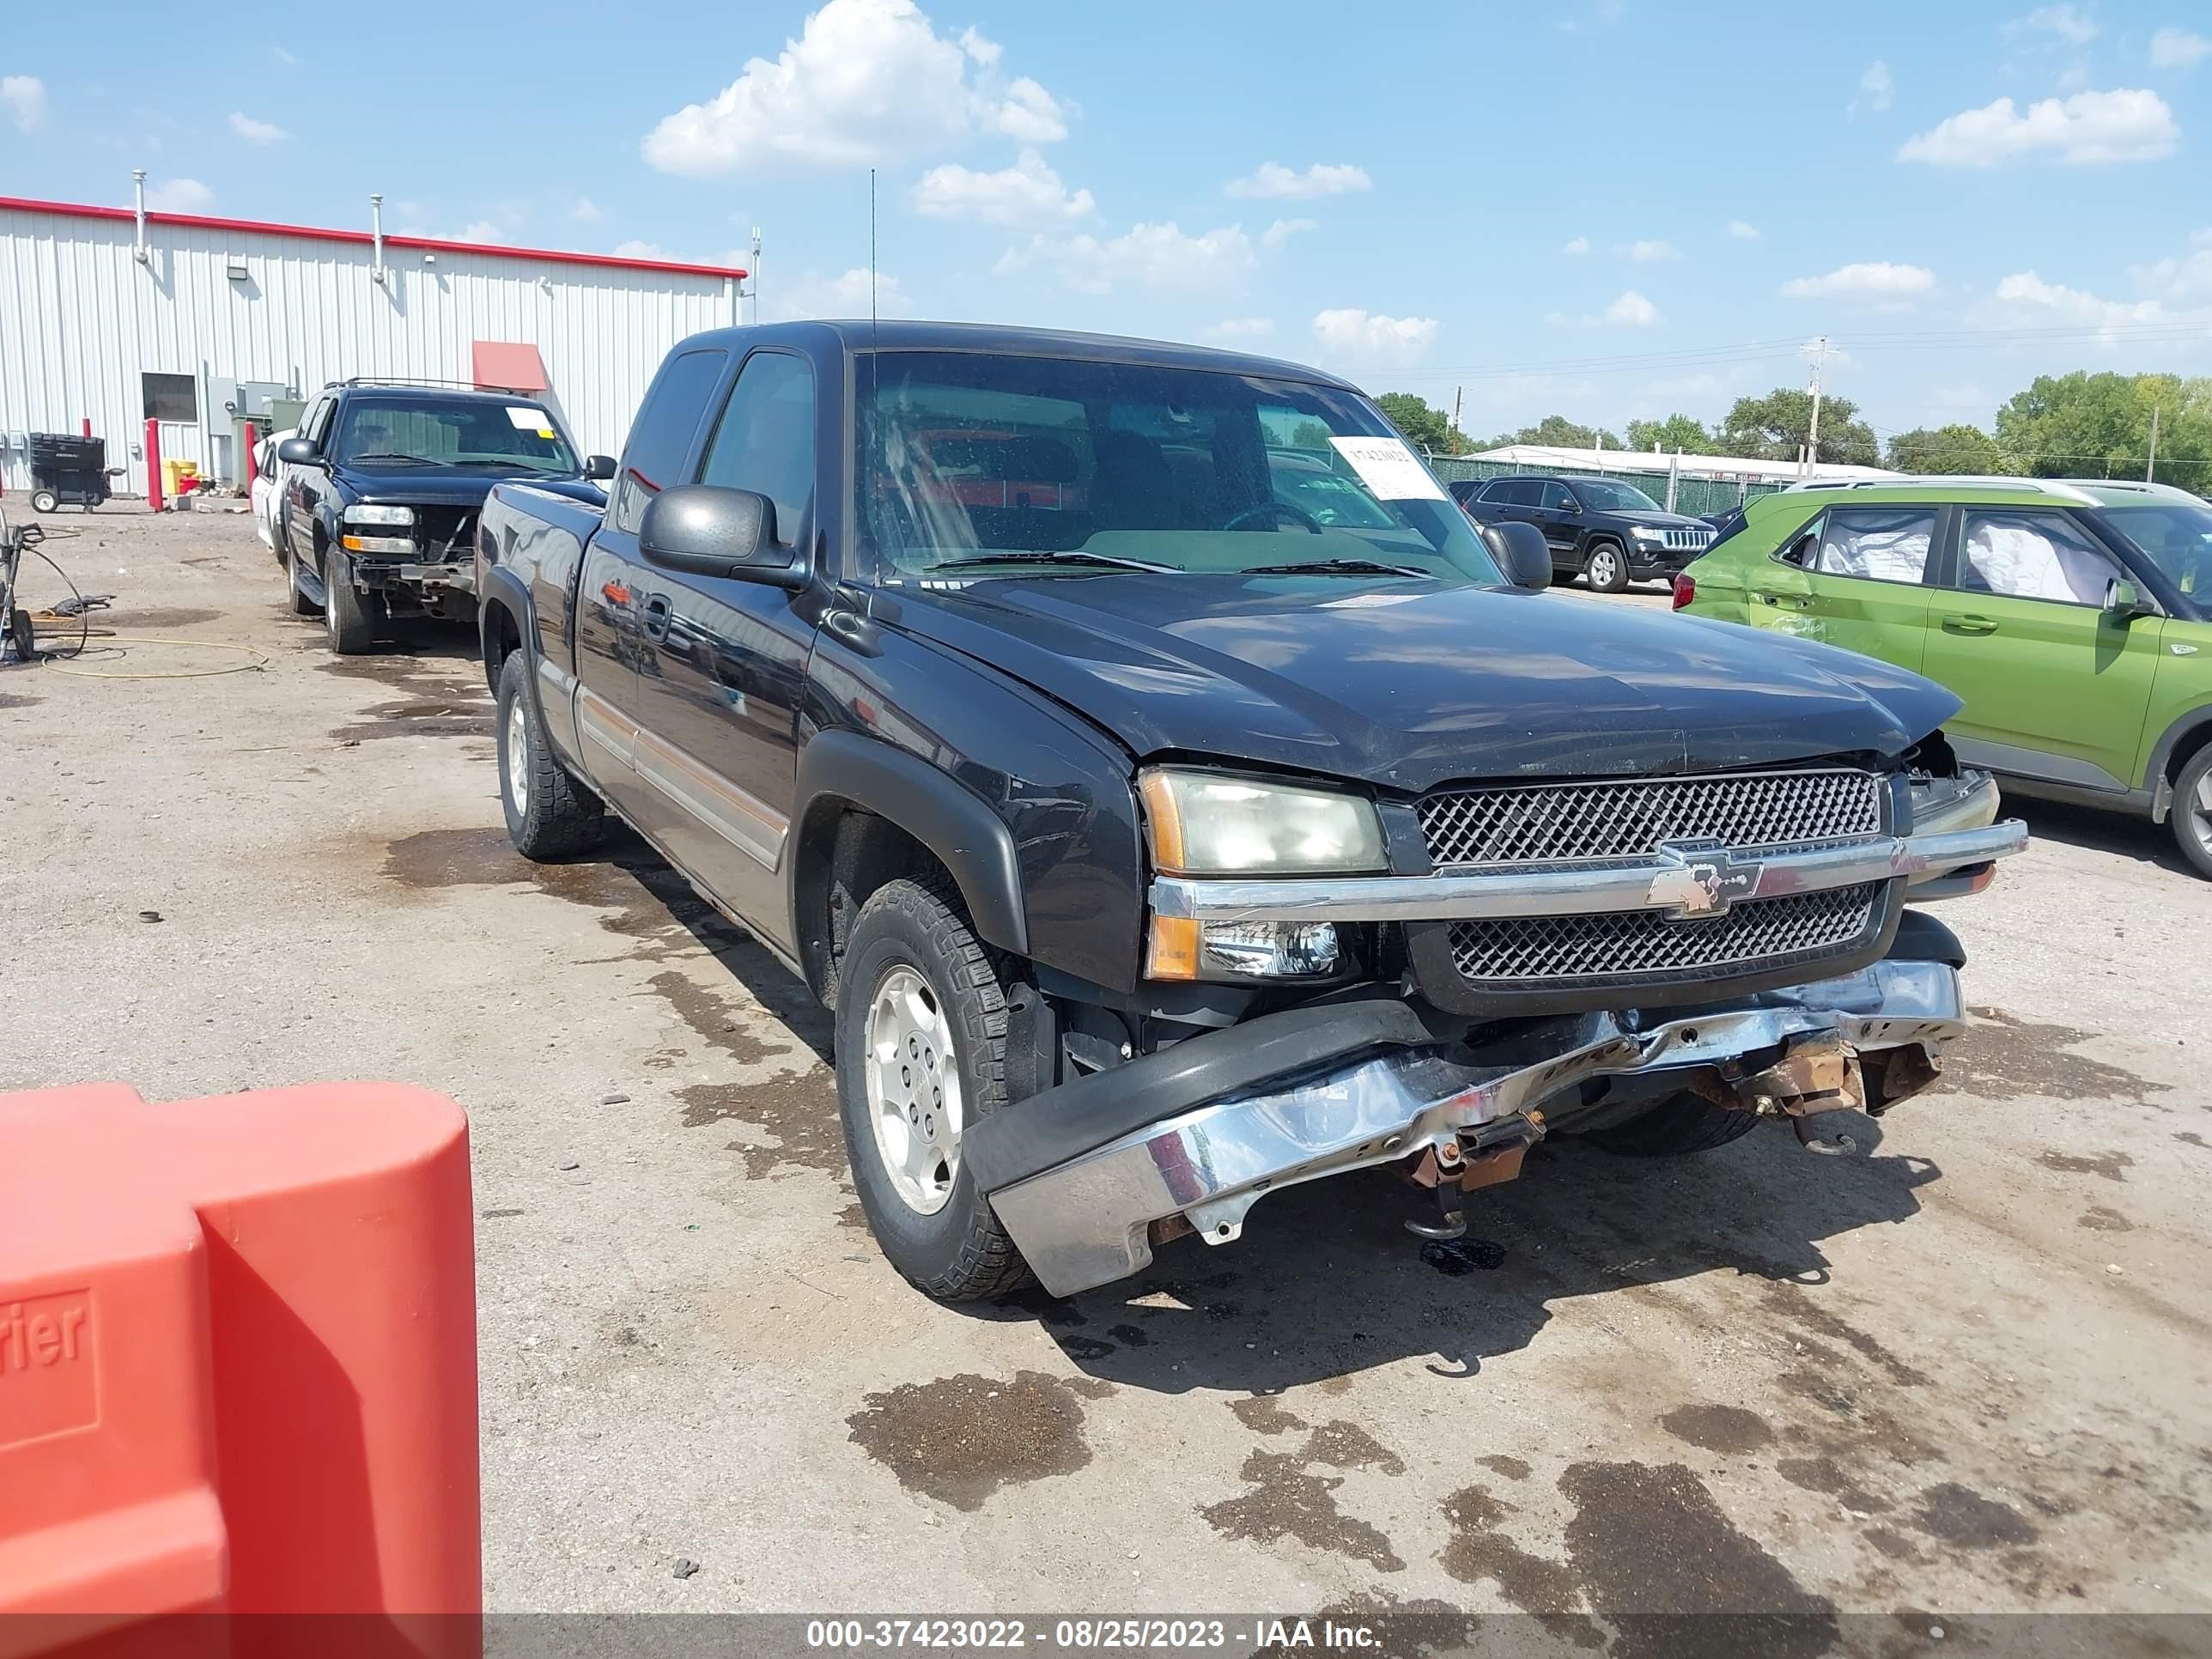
<box><xmin>1949</xmin><ymin>1009</ymin><xmax>2167</xmax><ymax>1106</ymax></box>
<box><xmin>1776</xmin><ymin>1455</ymin><xmax>1891</xmax><ymax>1515</ymax></box>
<box><xmin>330</xmin><ymin>696</ymin><xmax>493</xmax><ymax>744</ymax></box>
<box><xmin>676</xmin><ymin>1068</ymin><xmax>844</xmax><ymax>1177</ymax></box>
<box><xmin>1203</xmin><ymin>1406</ymin><xmax>1407</xmax><ymax>1572</ymax></box>
<box><xmin>1437</xmin><ymin>1483</ymin><xmax>1602</xmax><ymax>1648</ymax></box>
<box><xmin>1559</xmin><ymin>1462</ymin><xmax>1837</xmax><ymax>1659</ymax></box>
<box><xmin>1911</xmin><ymin>1482</ymin><xmax>2039</xmax><ymax>1548</ymax></box>
<box><xmin>382</xmin><ymin>828</ymin><xmax>527</xmax><ymax>889</ymax></box>
<box><xmin>2039</xmin><ymin>1149</ymin><xmax>2134</xmax><ymax>1183</ymax></box>
<box><xmin>1659</xmin><ymin>1404</ymin><xmax>1774</xmax><ymax>1456</ymax></box>
<box><xmin>2077</xmin><ymin>1206</ymin><xmax>2135</xmax><ymax>1232</ymax></box>
<box><xmin>846</xmin><ymin>1371</ymin><xmax>1099</xmax><ymax>1512</ymax></box>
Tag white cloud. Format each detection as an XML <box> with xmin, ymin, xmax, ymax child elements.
<box><xmin>573</xmin><ymin>196</ymin><xmax>604</xmax><ymax>222</ymax></box>
<box><xmin>912</xmin><ymin>149</ymin><xmax>1093</xmax><ymax>227</ymax></box>
<box><xmin>1000</xmin><ymin>222</ymin><xmax>1257</xmax><ymax>295</ymax></box>
<box><xmin>1310</xmin><ymin>308</ymin><xmax>1438</xmax><ymax>368</ymax></box>
<box><xmin>2131</xmin><ymin>227</ymin><xmax>2212</xmax><ymax>299</ymax></box>
<box><xmin>1560</xmin><ymin>235</ymin><xmax>1591</xmax><ymax>256</ymax></box>
<box><xmin>1624</xmin><ymin>239</ymin><xmax>1680</xmax><ymax>263</ymax></box>
<box><xmin>1224</xmin><ymin>161</ymin><xmax>1372</xmax><ymax>200</ymax></box>
<box><xmin>1727</xmin><ymin>219</ymin><xmax>1761</xmax><ymax>240</ymax></box>
<box><xmin>1605</xmin><ymin>289</ymin><xmax>1657</xmax><ymax>326</ymax></box>
<box><xmin>270</xmin><ymin>46</ymin><xmax>298</xmax><ymax>65</ymax></box>
<box><xmin>1781</xmin><ymin>261</ymin><xmax>1937</xmax><ymax>298</ymax></box>
<box><xmin>1987</xmin><ymin>270</ymin><xmax>2176</xmax><ymax>341</ymax></box>
<box><xmin>1205</xmin><ymin>317</ymin><xmax>1275</xmax><ymax>341</ymax></box>
<box><xmin>2150</xmin><ymin>27</ymin><xmax>2211</xmax><ymax>68</ymax></box>
<box><xmin>612</xmin><ymin>239</ymin><xmax>674</xmax><ymax>259</ymax></box>
<box><xmin>1261</xmin><ymin>216</ymin><xmax>1317</xmax><ymax>252</ymax></box>
<box><xmin>2007</xmin><ymin>4</ymin><xmax>2098</xmax><ymax>44</ymax></box>
<box><xmin>1899</xmin><ymin>88</ymin><xmax>2178</xmax><ymax>165</ymax></box>
<box><xmin>641</xmin><ymin>0</ymin><xmax>1068</xmax><ymax>176</ymax></box>
<box><xmin>145</xmin><ymin>178</ymin><xmax>213</xmax><ymax>213</ymax></box>
<box><xmin>456</xmin><ymin>221</ymin><xmax>505</xmax><ymax>245</ymax></box>
<box><xmin>1</xmin><ymin>74</ymin><xmax>46</xmax><ymax>133</ymax></box>
<box><xmin>1858</xmin><ymin>60</ymin><xmax>1895</xmax><ymax>113</ymax></box>
<box><xmin>769</xmin><ymin>266</ymin><xmax>910</xmax><ymax>321</ymax></box>
<box><xmin>228</xmin><ymin>110</ymin><xmax>286</xmax><ymax>143</ymax></box>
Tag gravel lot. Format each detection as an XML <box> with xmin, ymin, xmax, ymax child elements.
<box><xmin>5</xmin><ymin>509</ymin><xmax>2208</xmax><ymax>1632</ymax></box>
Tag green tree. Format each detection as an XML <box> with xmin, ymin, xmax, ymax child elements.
<box><xmin>1625</xmin><ymin>413</ymin><xmax>1717</xmax><ymax>455</ymax></box>
<box><xmin>1992</xmin><ymin>371</ymin><xmax>2212</xmax><ymax>484</ymax></box>
<box><xmin>1885</xmin><ymin>423</ymin><xmax>2012</xmax><ymax>475</ymax></box>
<box><xmin>1373</xmin><ymin>392</ymin><xmax>1466</xmax><ymax>455</ymax></box>
<box><xmin>1472</xmin><ymin>414</ymin><xmax>1625</xmax><ymax>452</ymax></box>
<box><xmin>1717</xmin><ymin>387</ymin><xmax>1880</xmax><ymax>467</ymax></box>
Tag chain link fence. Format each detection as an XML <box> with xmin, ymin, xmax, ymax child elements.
<box><xmin>1423</xmin><ymin>453</ymin><xmax>1790</xmax><ymax>520</ymax></box>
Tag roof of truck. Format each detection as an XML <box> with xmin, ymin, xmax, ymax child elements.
<box><xmin>679</xmin><ymin>319</ymin><xmax>1364</xmax><ymax>392</ymax></box>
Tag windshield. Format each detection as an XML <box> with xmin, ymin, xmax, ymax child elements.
<box><xmin>2101</xmin><ymin>502</ymin><xmax>2212</xmax><ymax>603</ymax></box>
<box><xmin>331</xmin><ymin>397</ymin><xmax>578</xmax><ymax>473</ymax></box>
<box><xmin>1571</xmin><ymin>478</ymin><xmax>1664</xmax><ymax>513</ymax></box>
<box><xmin>855</xmin><ymin>353</ymin><xmax>1503</xmax><ymax>584</ymax></box>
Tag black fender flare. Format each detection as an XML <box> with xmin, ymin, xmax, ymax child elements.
<box><xmin>793</xmin><ymin>728</ymin><xmax>1030</xmax><ymax>957</ymax></box>
<box><xmin>2142</xmin><ymin>702</ymin><xmax>2212</xmax><ymax>819</ymax></box>
<box><xmin>476</xmin><ymin>563</ymin><xmax>555</xmax><ymax>740</ymax></box>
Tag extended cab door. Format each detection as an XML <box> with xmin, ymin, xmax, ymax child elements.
<box><xmin>628</xmin><ymin>348</ymin><xmax>820</xmax><ymax>950</ymax></box>
<box><xmin>571</xmin><ymin>346</ymin><xmax>732</xmax><ymax>826</ymax></box>
<box><xmin>283</xmin><ymin>395</ymin><xmax>335</xmax><ymax>563</ymax></box>
<box><xmin>1920</xmin><ymin>507</ymin><xmax>2161</xmax><ymax>793</ymax></box>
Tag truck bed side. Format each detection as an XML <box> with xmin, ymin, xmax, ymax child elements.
<box><xmin>477</xmin><ymin>482</ymin><xmax>607</xmax><ymax>775</ymax></box>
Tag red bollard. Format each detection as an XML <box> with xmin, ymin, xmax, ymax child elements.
<box><xmin>0</xmin><ymin>1082</ymin><xmax>481</xmax><ymax>1656</ymax></box>
<box><xmin>81</xmin><ymin>417</ymin><xmax>91</xmax><ymax>439</ymax></box>
<box><xmin>243</xmin><ymin>425</ymin><xmax>258</xmax><ymax>490</ymax></box>
<box><xmin>144</xmin><ymin>420</ymin><xmax>163</xmax><ymax>513</ymax></box>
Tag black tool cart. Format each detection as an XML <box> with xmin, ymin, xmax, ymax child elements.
<box><xmin>26</xmin><ymin>432</ymin><xmax>114</xmax><ymax>514</ymax></box>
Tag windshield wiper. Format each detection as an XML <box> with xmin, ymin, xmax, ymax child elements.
<box><xmin>929</xmin><ymin>550</ymin><xmax>1179</xmax><ymax>574</ymax></box>
<box><xmin>344</xmin><ymin>452</ymin><xmax>452</xmax><ymax>467</ymax></box>
<box><xmin>1240</xmin><ymin>557</ymin><xmax>1431</xmax><ymax>579</ymax></box>
<box><xmin>470</xmin><ymin>459</ymin><xmax>556</xmax><ymax>472</ymax></box>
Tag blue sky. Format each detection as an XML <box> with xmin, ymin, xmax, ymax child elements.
<box><xmin>6</xmin><ymin>0</ymin><xmax>2209</xmax><ymax>447</ymax></box>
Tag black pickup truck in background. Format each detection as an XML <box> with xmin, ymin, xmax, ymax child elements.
<box><xmin>475</xmin><ymin>320</ymin><xmax>2023</xmax><ymax>1302</ymax></box>
<box><xmin>1451</xmin><ymin>472</ymin><xmax>1716</xmax><ymax>592</ymax></box>
<box><xmin>276</xmin><ymin>380</ymin><xmax>613</xmax><ymax>653</ymax></box>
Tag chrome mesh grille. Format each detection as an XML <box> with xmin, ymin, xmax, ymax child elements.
<box><xmin>1447</xmin><ymin>884</ymin><xmax>1881</xmax><ymax>984</ymax></box>
<box><xmin>1418</xmin><ymin>769</ymin><xmax>1882</xmax><ymax>868</ymax></box>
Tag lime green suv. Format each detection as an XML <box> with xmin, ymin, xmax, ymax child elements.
<box><xmin>1675</xmin><ymin>477</ymin><xmax>2212</xmax><ymax>877</ymax></box>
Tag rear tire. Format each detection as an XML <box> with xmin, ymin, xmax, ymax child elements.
<box><xmin>30</xmin><ymin>489</ymin><xmax>58</xmax><ymax>515</ymax></box>
<box><xmin>1584</xmin><ymin>1091</ymin><xmax>1761</xmax><ymax>1157</ymax></box>
<box><xmin>323</xmin><ymin>551</ymin><xmax>375</xmax><ymax>654</ymax></box>
<box><xmin>2172</xmin><ymin>745</ymin><xmax>2212</xmax><ymax>880</ymax></box>
<box><xmin>1583</xmin><ymin>540</ymin><xmax>1630</xmax><ymax>594</ymax></box>
<box><xmin>836</xmin><ymin>875</ymin><xmax>1033</xmax><ymax>1301</ymax></box>
<box><xmin>495</xmin><ymin>649</ymin><xmax>604</xmax><ymax>860</ymax></box>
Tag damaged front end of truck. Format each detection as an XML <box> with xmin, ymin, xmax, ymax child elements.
<box><xmin>966</xmin><ymin>767</ymin><xmax>2026</xmax><ymax>1298</ymax></box>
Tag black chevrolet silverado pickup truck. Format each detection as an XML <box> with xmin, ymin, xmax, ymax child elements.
<box><xmin>1451</xmin><ymin>472</ymin><xmax>1716</xmax><ymax>592</ymax></box>
<box><xmin>476</xmin><ymin>321</ymin><xmax>2024</xmax><ymax>1301</ymax></box>
<box><xmin>276</xmin><ymin>380</ymin><xmax>613</xmax><ymax>653</ymax></box>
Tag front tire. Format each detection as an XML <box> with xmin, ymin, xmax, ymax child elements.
<box><xmin>1583</xmin><ymin>1091</ymin><xmax>1761</xmax><ymax>1157</ymax></box>
<box><xmin>2172</xmin><ymin>746</ymin><xmax>2212</xmax><ymax>880</ymax></box>
<box><xmin>323</xmin><ymin>551</ymin><xmax>375</xmax><ymax>654</ymax></box>
<box><xmin>836</xmin><ymin>876</ymin><xmax>1031</xmax><ymax>1300</ymax></box>
<box><xmin>30</xmin><ymin>489</ymin><xmax>58</xmax><ymax>515</ymax></box>
<box><xmin>1583</xmin><ymin>540</ymin><xmax>1630</xmax><ymax>593</ymax></box>
<box><xmin>495</xmin><ymin>650</ymin><xmax>604</xmax><ymax>860</ymax></box>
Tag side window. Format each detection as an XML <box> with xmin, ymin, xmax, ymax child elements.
<box><xmin>1478</xmin><ymin>478</ymin><xmax>1513</xmax><ymax>502</ymax></box>
<box><xmin>1499</xmin><ymin>478</ymin><xmax>1538</xmax><ymax>507</ymax></box>
<box><xmin>1957</xmin><ymin>510</ymin><xmax>2123</xmax><ymax>605</ymax></box>
<box><xmin>696</xmin><ymin>352</ymin><xmax>816</xmax><ymax>550</ymax></box>
<box><xmin>304</xmin><ymin>398</ymin><xmax>334</xmax><ymax>447</ymax></box>
<box><xmin>1540</xmin><ymin>482</ymin><xmax>1576</xmax><ymax>512</ymax></box>
<box><xmin>1812</xmin><ymin>507</ymin><xmax>1936</xmax><ymax>584</ymax></box>
<box><xmin>610</xmin><ymin>348</ymin><xmax>730</xmax><ymax>536</ymax></box>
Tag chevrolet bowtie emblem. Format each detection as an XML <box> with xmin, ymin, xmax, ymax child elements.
<box><xmin>1646</xmin><ymin>839</ymin><xmax>1764</xmax><ymax>920</ymax></box>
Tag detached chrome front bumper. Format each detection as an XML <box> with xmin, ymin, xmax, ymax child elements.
<box><xmin>988</xmin><ymin>958</ymin><xmax>1966</xmax><ymax>1297</ymax></box>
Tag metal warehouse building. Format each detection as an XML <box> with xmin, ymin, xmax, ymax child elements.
<box><xmin>0</xmin><ymin>185</ymin><xmax>746</xmax><ymax>497</ymax></box>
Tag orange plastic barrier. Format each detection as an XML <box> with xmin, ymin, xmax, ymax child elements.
<box><xmin>0</xmin><ymin>1082</ymin><xmax>477</xmax><ymax>1648</ymax></box>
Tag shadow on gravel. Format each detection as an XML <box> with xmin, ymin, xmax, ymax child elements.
<box><xmin>2008</xmin><ymin>798</ymin><xmax>2192</xmax><ymax>878</ymax></box>
<box><xmin>972</xmin><ymin>1131</ymin><xmax>1941</xmax><ymax>1395</ymax></box>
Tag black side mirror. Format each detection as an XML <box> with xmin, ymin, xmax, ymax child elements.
<box><xmin>1559</xmin><ymin>498</ymin><xmax>1583</xmax><ymax>514</ymax></box>
<box><xmin>583</xmin><ymin>454</ymin><xmax>617</xmax><ymax>482</ymax></box>
<box><xmin>639</xmin><ymin>484</ymin><xmax>806</xmax><ymax>587</ymax></box>
<box><xmin>1482</xmin><ymin>520</ymin><xmax>1553</xmax><ymax>591</ymax></box>
<box><xmin>276</xmin><ymin>438</ymin><xmax>321</xmax><ymax>465</ymax></box>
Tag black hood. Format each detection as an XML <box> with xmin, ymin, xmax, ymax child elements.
<box><xmin>892</xmin><ymin>574</ymin><xmax>1960</xmax><ymax>793</ymax></box>
<box><xmin>340</xmin><ymin>467</ymin><xmax>603</xmax><ymax>509</ymax></box>
<box><xmin>1606</xmin><ymin>508</ymin><xmax>1707</xmax><ymax>530</ymax></box>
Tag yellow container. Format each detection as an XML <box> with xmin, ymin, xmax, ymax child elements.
<box><xmin>162</xmin><ymin>459</ymin><xmax>202</xmax><ymax>495</ymax></box>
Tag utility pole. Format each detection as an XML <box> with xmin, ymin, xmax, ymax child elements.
<box><xmin>1802</xmin><ymin>336</ymin><xmax>1828</xmax><ymax>481</ymax></box>
<box><xmin>2147</xmin><ymin>403</ymin><xmax>2160</xmax><ymax>483</ymax></box>
<box><xmin>748</xmin><ymin>225</ymin><xmax>763</xmax><ymax>325</ymax></box>
<box><xmin>1452</xmin><ymin>385</ymin><xmax>1463</xmax><ymax>447</ymax></box>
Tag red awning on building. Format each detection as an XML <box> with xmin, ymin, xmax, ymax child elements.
<box><xmin>471</xmin><ymin>341</ymin><xmax>550</xmax><ymax>394</ymax></box>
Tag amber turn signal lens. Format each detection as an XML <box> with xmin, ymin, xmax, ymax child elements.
<box><xmin>1146</xmin><ymin>915</ymin><xmax>1200</xmax><ymax>981</ymax></box>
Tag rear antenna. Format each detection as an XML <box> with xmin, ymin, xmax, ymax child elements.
<box><xmin>869</xmin><ymin>167</ymin><xmax>878</xmax><ymax>330</ymax></box>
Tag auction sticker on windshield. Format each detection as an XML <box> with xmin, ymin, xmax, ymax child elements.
<box><xmin>507</xmin><ymin>406</ymin><xmax>556</xmax><ymax>437</ymax></box>
<box><xmin>1328</xmin><ymin>436</ymin><xmax>1447</xmax><ymax>502</ymax></box>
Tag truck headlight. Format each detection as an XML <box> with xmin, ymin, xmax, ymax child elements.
<box><xmin>343</xmin><ymin>504</ymin><xmax>416</xmax><ymax>526</ymax></box>
<box><xmin>1139</xmin><ymin>769</ymin><xmax>1387</xmax><ymax>876</ymax></box>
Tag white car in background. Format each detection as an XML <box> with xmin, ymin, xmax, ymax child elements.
<box><xmin>251</xmin><ymin>428</ymin><xmax>295</xmax><ymax>553</ymax></box>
